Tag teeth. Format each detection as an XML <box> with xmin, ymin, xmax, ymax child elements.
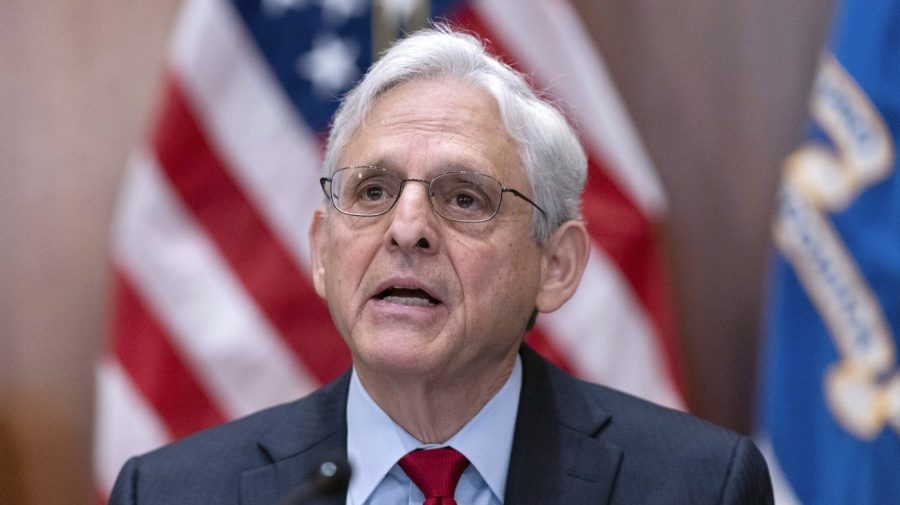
<box><xmin>383</xmin><ymin>295</ymin><xmax>435</xmax><ymax>307</ymax></box>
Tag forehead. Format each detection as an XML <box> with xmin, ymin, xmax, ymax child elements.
<box><xmin>341</xmin><ymin>78</ymin><xmax>522</xmax><ymax>180</ymax></box>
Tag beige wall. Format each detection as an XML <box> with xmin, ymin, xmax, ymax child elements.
<box><xmin>0</xmin><ymin>1</ymin><xmax>832</xmax><ymax>503</ymax></box>
<box><xmin>575</xmin><ymin>0</ymin><xmax>834</xmax><ymax>429</ymax></box>
<box><xmin>1</xmin><ymin>1</ymin><xmax>180</xmax><ymax>503</ymax></box>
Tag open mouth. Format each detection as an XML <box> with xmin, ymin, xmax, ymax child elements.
<box><xmin>375</xmin><ymin>287</ymin><xmax>441</xmax><ymax>307</ymax></box>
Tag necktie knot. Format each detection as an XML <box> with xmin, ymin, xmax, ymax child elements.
<box><xmin>398</xmin><ymin>447</ymin><xmax>469</xmax><ymax>505</ymax></box>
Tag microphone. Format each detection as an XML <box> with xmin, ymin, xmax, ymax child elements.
<box><xmin>276</xmin><ymin>458</ymin><xmax>352</xmax><ymax>505</ymax></box>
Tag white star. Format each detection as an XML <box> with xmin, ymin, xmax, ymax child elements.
<box><xmin>318</xmin><ymin>0</ymin><xmax>366</xmax><ymax>25</ymax></box>
<box><xmin>296</xmin><ymin>34</ymin><xmax>360</xmax><ymax>96</ymax></box>
<box><xmin>262</xmin><ymin>0</ymin><xmax>310</xmax><ymax>18</ymax></box>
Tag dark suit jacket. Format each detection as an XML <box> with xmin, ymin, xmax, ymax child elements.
<box><xmin>109</xmin><ymin>346</ymin><xmax>773</xmax><ymax>504</ymax></box>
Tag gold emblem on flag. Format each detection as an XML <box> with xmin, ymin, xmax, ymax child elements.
<box><xmin>775</xmin><ymin>54</ymin><xmax>897</xmax><ymax>440</ymax></box>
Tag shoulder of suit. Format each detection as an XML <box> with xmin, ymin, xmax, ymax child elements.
<box><xmin>132</xmin><ymin>370</ymin><xmax>351</xmax><ymax>472</ymax></box>
<box><xmin>581</xmin><ymin>377</ymin><xmax>743</xmax><ymax>445</ymax></box>
<box><xmin>523</xmin><ymin>346</ymin><xmax>746</xmax><ymax>454</ymax></box>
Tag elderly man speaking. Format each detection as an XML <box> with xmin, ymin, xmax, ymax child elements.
<box><xmin>110</xmin><ymin>27</ymin><xmax>773</xmax><ymax>505</ymax></box>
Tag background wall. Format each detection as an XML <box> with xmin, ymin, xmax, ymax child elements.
<box><xmin>0</xmin><ymin>1</ymin><xmax>833</xmax><ymax>503</ymax></box>
<box><xmin>576</xmin><ymin>0</ymin><xmax>834</xmax><ymax>432</ymax></box>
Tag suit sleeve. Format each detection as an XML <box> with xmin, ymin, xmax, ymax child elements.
<box><xmin>108</xmin><ymin>457</ymin><xmax>139</xmax><ymax>505</ymax></box>
<box><xmin>718</xmin><ymin>436</ymin><xmax>774</xmax><ymax>505</ymax></box>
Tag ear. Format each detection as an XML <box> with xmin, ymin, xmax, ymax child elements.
<box><xmin>308</xmin><ymin>207</ymin><xmax>329</xmax><ymax>299</ymax></box>
<box><xmin>535</xmin><ymin>220</ymin><xmax>591</xmax><ymax>313</ymax></box>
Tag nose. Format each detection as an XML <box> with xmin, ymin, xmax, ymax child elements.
<box><xmin>385</xmin><ymin>180</ymin><xmax>438</xmax><ymax>253</ymax></box>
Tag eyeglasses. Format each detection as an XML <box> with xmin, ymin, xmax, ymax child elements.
<box><xmin>319</xmin><ymin>166</ymin><xmax>546</xmax><ymax>223</ymax></box>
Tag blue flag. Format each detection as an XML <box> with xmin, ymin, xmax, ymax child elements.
<box><xmin>759</xmin><ymin>0</ymin><xmax>900</xmax><ymax>503</ymax></box>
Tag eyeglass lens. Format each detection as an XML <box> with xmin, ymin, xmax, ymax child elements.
<box><xmin>330</xmin><ymin>166</ymin><xmax>503</xmax><ymax>222</ymax></box>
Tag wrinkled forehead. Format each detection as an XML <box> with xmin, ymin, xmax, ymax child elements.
<box><xmin>342</xmin><ymin>77</ymin><xmax>527</xmax><ymax>182</ymax></box>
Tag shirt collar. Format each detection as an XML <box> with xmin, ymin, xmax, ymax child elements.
<box><xmin>346</xmin><ymin>356</ymin><xmax>522</xmax><ymax>504</ymax></box>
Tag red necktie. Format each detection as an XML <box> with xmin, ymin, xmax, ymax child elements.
<box><xmin>398</xmin><ymin>447</ymin><xmax>470</xmax><ymax>505</ymax></box>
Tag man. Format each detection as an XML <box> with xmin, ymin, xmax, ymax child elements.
<box><xmin>110</xmin><ymin>27</ymin><xmax>773</xmax><ymax>504</ymax></box>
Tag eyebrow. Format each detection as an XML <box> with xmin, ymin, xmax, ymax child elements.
<box><xmin>351</xmin><ymin>158</ymin><xmax>488</xmax><ymax>178</ymax></box>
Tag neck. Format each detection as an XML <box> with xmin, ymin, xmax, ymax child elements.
<box><xmin>354</xmin><ymin>353</ymin><xmax>518</xmax><ymax>444</ymax></box>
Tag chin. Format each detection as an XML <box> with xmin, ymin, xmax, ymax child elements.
<box><xmin>351</xmin><ymin>335</ymin><xmax>448</xmax><ymax>378</ymax></box>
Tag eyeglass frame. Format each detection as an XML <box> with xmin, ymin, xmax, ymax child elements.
<box><xmin>319</xmin><ymin>165</ymin><xmax>547</xmax><ymax>223</ymax></box>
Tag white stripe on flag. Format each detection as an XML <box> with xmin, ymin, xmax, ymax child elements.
<box><xmin>540</xmin><ymin>248</ymin><xmax>684</xmax><ymax>409</ymax></box>
<box><xmin>171</xmin><ymin>0</ymin><xmax>324</xmax><ymax>270</ymax></box>
<box><xmin>112</xmin><ymin>148</ymin><xmax>318</xmax><ymax>418</ymax></box>
<box><xmin>93</xmin><ymin>357</ymin><xmax>171</xmax><ymax>495</ymax></box>
<box><xmin>473</xmin><ymin>0</ymin><xmax>667</xmax><ymax>216</ymax></box>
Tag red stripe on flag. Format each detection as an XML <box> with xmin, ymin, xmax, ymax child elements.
<box><xmin>449</xmin><ymin>5</ymin><xmax>685</xmax><ymax>395</ymax></box>
<box><xmin>445</xmin><ymin>7</ymin><xmax>536</xmax><ymax>87</ymax></box>
<box><xmin>582</xmin><ymin>155</ymin><xmax>686</xmax><ymax>395</ymax></box>
<box><xmin>151</xmin><ymin>76</ymin><xmax>351</xmax><ymax>384</ymax></box>
<box><xmin>526</xmin><ymin>327</ymin><xmax>576</xmax><ymax>375</ymax></box>
<box><xmin>111</xmin><ymin>268</ymin><xmax>226</xmax><ymax>438</ymax></box>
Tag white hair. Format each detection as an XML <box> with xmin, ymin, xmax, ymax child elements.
<box><xmin>323</xmin><ymin>26</ymin><xmax>587</xmax><ymax>244</ymax></box>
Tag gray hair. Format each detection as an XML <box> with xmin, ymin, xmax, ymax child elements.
<box><xmin>323</xmin><ymin>26</ymin><xmax>587</xmax><ymax>244</ymax></box>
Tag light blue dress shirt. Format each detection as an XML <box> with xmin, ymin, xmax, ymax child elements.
<box><xmin>346</xmin><ymin>356</ymin><xmax>522</xmax><ymax>505</ymax></box>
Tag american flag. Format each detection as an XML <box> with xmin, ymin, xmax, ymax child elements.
<box><xmin>93</xmin><ymin>0</ymin><xmax>685</xmax><ymax>499</ymax></box>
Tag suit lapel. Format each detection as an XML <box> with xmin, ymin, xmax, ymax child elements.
<box><xmin>237</xmin><ymin>348</ymin><xmax>623</xmax><ymax>504</ymax></box>
<box><xmin>504</xmin><ymin>347</ymin><xmax>623</xmax><ymax>505</ymax></box>
<box><xmin>240</xmin><ymin>373</ymin><xmax>351</xmax><ymax>505</ymax></box>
